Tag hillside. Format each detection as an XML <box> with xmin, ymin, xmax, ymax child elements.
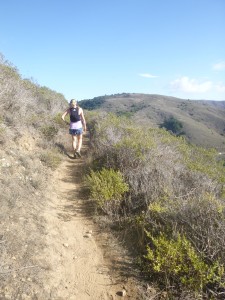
<box><xmin>85</xmin><ymin>112</ymin><xmax>225</xmax><ymax>298</ymax></box>
<box><xmin>1</xmin><ymin>53</ymin><xmax>225</xmax><ymax>298</ymax></box>
<box><xmin>0</xmin><ymin>57</ymin><xmax>143</xmax><ymax>299</ymax></box>
<box><xmin>80</xmin><ymin>93</ymin><xmax>225</xmax><ymax>150</ymax></box>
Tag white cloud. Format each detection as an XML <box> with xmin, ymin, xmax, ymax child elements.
<box><xmin>215</xmin><ymin>82</ymin><xmax>225</xmax><ymax>93</ymax></box>
<box><xmin>212</xmin><ymin>61</ymin><xmax>225</xmax><ymax>71</ymax></box>
<box><xmin>170</xmin><ymin>76</ymin><xmax>212</xmax><ymax>93</ymax></box>
<box><xmin>138</xmin><ymin>73</ymin><xmax>158</xmax><ymax>78</ymax></box>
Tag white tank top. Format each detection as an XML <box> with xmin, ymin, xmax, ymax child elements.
<box><xmin>70</xmin><ymin>120</ymin><xmax>82</xmax><ymax>129</ymax></box>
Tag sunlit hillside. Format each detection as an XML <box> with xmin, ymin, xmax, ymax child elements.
<box><xmin>80</xmin><ymin>93</ymin><xmax>225</xmax><ymax>150</ymax></box>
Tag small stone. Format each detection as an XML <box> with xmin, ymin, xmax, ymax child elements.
<box><xmin>121</xmin><ymin>289</ymin><xmax>126</xmax><ymax>297</ymax></box>
<box><xmin>117</xmin><ymin>289</ymin><xmax>127</xmax><ymax>297</ymax></box>
<box><xmin>63</xmin><ymin>243</ymin><xmax>69</xmax><ymax>248</ymax></box>
<box><xmin>84</xmin><ymin>233</ymin><xmax>92</xmax><ymax>238</ymax></box>
<box><xmin>161</xmin><ymin>291</ymin><xmax>168</xmax><ymax>298</ymax></box>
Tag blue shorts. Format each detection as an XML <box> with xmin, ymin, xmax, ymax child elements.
<box><xmin>69</xmin><ymin>128</ymin><xmax>83</xmax><ymax>136</ymax></box>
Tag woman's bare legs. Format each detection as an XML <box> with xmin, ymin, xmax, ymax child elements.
<box><xmin>72</xmin><ymin>135</ymin><xmax>77</xmax><ymax>152</ymax></box>
<box><xmin>76</xmin><ymin>134</ymin><xmax>83</xmax><ymax>152</ymax></box>
<box><xmin>71</xmin><ymin>134</ymin><xmax>83</xmax><ymax>157</ymax></box>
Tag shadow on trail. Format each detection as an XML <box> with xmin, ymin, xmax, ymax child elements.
<box><xmin>55</xmin><ymin>142</ymin><xmax>77</xmax><ymax>160</ymax></box>
<box><xmin>56</xmin><ymin>135</ymin><xmax>142</xmax><ymax>286</ymax></box>
<box><xmin>56</xmin><ymin>135</ymin><xmax>94</xmax><ymax>221</ymax></box>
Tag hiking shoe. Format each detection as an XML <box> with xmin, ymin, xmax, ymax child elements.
<box><xmin>73</xmin><ymin>151</ymin><xmax>77</xmax><ymax>158</ymax></box>
<box><xmin>76</xmin><ymin>151</ymin><xmax>81</xmax><ymax>158</ymax></box>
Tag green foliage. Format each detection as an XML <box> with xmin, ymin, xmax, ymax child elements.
<box><xmin>41</xmin><ymin>125</ymin><xmax>58</xmax><ymax>140</ymax></box>
<box><xmin>85</xmin><ymin>168</ymin><xmax>129</xmax><ymax>213</ymax></box>
<box><xmin>144</xmin><ymin>232</ymin><xmax>224</xmax><ymax>291</ymax></box>
<box><xmin>86</xmin><ymin>111</ymin><xmax>225</xmax><ymax>296</ymax></box>
<box><xmin>145</xmin><ymin>191</ymin><xmax>225</xmax><ymax>250</ymax></box>
<box><xmin>39</xmin><ymin>150</ymin><xmax>62</xmax><ymax>170</ymax></box>
<box><xmin>116</xmin><ymin>111</ymin><xmax>134</xmax><ymax>118</ymax></box>
<box><xmin>130</xmin><ymin>102</ymin><xmax>148</xmax><ymax>113</ymax></box>
<box><xmin>53</xmin><ymin>113</ymin><xmax>66</xmax><ymax>126</ymax></box>
<box><xmin>179</xmin><ymin>143</ymin><xmax>225</xmax><ymax>183</ymax></box>
<box><xmin>79</xmin><ymin>96</ymin><xmax>106</xmax><ymax>110</ymax></box>
<box><xmin>79</xmin><ymin>94</ymin><xmax>132</xmax><ymax>110</ymax></box>
<box><xmin>160</xmin><ymin>116</ymin><xmax>184</xmax><ymax>134</ymax></box>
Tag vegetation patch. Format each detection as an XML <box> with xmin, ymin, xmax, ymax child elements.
<box><xmin>85</xmin><ymin>111</ymin><xmax>225</xmax><ymax>298</ymax></box>
<box><xmin>41</xmin><ymin>125</ymin><xmax>59</xmax><ymax>140</ymax></box>
<box><xmin>160</xmin><ymin>116</ymin><xmax>184</xmax><ymax>135</ymax></box>
<box><xmin>85</xmin><ymin>168</ymin><xmax>129</xmax><ymax>215</ymax></box>
<box><xmin>144</xmin><ymin>232</ymin><xmax>224</xmax><ymax>292</ymax></box>
<box><xmin>39</xmin><ymin>149</ymin><xmax>62</xmax><ymax>170</ymax></box>
<box><xmin>79</xmin><ymin>96</ymin><xmax>106</xmax><ymax>110</ymax></box>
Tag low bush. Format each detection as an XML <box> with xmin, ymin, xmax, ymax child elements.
<box><xmin>41</xmin><ymin>125</ymin><xmax>58</xmax><ymax>140</ymax></box>
<box><xmin>86</xmin><ymin>112</ymin><xmax>225</xmax><ymax>296</ymax></box>
<box><xmin>160</xmin><ymin>116</ymin><xmax>184</xmax><ymax>135</ymax></box>
<box><xmin>144</xmin><ymin>232</ymin><xmax>224</xmax><ymax>292</ymax></box>
<box><xmin>53</xmin><ymin>113</ymin><xmax>67</xmax><ymax>125</ymax></box>
<box><xmin>39</xmin><ymin>150</ymin><xmax>62</xmax><ymax>170</ymax></box>
<box><xmin>85</xmin><ymin>168</ymin><xmax>129</xmax><ymax>215</ymax></box>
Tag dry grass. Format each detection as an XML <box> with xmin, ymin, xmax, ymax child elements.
<box><xmin>0</xmin><ymin>54</ymin><xmax>69</xmax><ymax>298</ymax></box>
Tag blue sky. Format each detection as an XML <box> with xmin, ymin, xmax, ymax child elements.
<box><xmin>0</xmin><ymin>0</ymin><xmax>225</xmax><ymax>101</ymax></box>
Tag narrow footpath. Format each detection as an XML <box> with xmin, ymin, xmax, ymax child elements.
<box><xmin>41</xmin><ymin>134</ymin><xmax>139</xmax><ymax>300</ymax></box>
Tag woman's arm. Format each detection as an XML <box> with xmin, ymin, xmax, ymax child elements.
<box><xmin>61</xmin><ymin>109</ymin><xmax>70</xmax><ymax>125</ymax></box>
<box><xmin>79</xmin><ymin>108</ymin><xmax>87</xmax><ymax>132</ymax></box>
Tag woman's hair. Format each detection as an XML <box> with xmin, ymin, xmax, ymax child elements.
<box><xmin>70</xmin><ymin>99</ymin><xmax>79</xmax><ymax>107</ymax></box>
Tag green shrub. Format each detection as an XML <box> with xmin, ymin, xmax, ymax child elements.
<box><xmin>160</xmin><ymin>116</ymin><xmax>183</xmax><ymax>135</ymax></box>
<box><xmin>87</xmin><ymin>111</ymin><xmax>225</xmax><ymax>296</ymax></box>
<box><xmin>79</xmin><ymin>96</ymin><xmax>106</xmax><ymax>110</ymax></box>
<box><xmin>41</xmin><ymin>125</ymin><xmax>58</xmax><ymax>140</ymax></box>
<box><xmin>85</xmin><ymin>168</ymin><xmax>129</xmax><ymax>214</ymax></box>
<box><xmin>144</xmin><ymin>232</ymin><xmax>224</xmax><ymax>292</ymax></box>
<box><xmin>53</xmin><ymin>113</ymin><xmax>64</xmax><ymax>125</ymax></box>
<box><xmin>116</xmin><ymin>111</ymin><xmax>134</xmax><ymax>118</ymax></box>
<box><xmin>39</xmin><ymin>150</ymin><xmax>62</xmax><ymax>169</ymax></box>
<box><xmin>53</xmin><ymin>113</ymin><xmax>69</xmax><ymax>126</ymax></box>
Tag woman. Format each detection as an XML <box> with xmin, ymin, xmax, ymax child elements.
<box><xmin>61</xmin><ymin>99</ymin><xmax>86</xmax><ymax>158</ymax></box>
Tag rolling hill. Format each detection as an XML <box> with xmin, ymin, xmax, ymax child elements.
<box><xmin>80</xmin><ymin>93</ymin><xmax>225</xmax><ymax>150</ymax></box>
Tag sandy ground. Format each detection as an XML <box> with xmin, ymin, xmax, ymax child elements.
<box><xmin>39</xmin><ymin>134</ymin><xmax>140</xmax><ymax>300</ymax></box>
<box><xmin>0</xmin><ymin>132</ymin><xmax>144</xmax><ymax>300</ymax></box>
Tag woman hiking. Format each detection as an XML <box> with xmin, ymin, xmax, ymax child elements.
<box><xmin>61</xmin><ymin>99</ymin><xmax>87</xmax><ymax>158</ymax></box>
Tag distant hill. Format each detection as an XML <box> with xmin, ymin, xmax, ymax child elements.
<box><xmin>80</xmin><ymin>93</ymin><xmax>225</xmax><ymax>150</ymax></box>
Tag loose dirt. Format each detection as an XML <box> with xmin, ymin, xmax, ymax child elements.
<box><xmin>0</xmin><ymin>133</ymin><xmax>144</xmax><ymax>299</ymax></box>
<box><xmin>39</xmin><ymin>134</ymin><xmax>141</xmax><ymax>300</ymax></box>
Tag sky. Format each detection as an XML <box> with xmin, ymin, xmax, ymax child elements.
<box><xmin>0</xmin><ymin>0</ymin><xmax>225</xmax><ymax>101</ymax></box>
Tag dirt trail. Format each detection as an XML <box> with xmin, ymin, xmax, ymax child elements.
<box><xmin>41</xmin><ymin>135</ymin><xmax>137</xmax><ymax>300</ymax></box>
